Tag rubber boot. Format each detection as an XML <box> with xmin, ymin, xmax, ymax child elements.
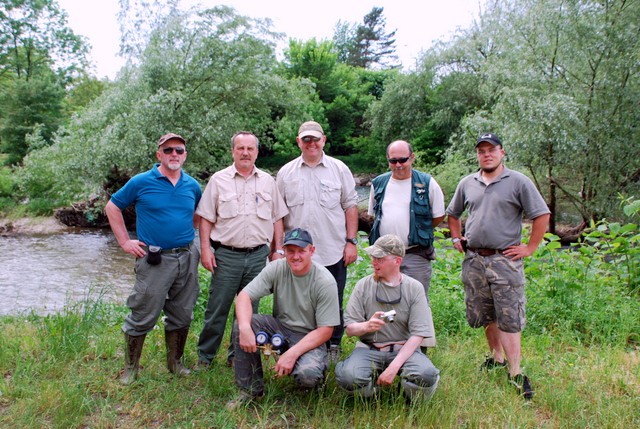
<box><xmin>120</xmin><ymin>333</ymin><xmax>146</xmax><ymax>385</ymax></box>
<box><xmin>166</xmin><ymin>327</ymin><xmax>191</xmax><ymax>376</ymax></box>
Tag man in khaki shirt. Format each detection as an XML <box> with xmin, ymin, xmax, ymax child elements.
<box><xmin>276</xmin><ymin>121</ymin><xmax>358</xmax><ymax>361</ymax></box>
<box><xmin>196</xmin><ymin>131</ymin><xmax>288</xmax><ymax>367</ymax></box>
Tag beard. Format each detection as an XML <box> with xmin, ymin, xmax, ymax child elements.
<box><xmin>165</xmin><ymin>162</ymin><xmax>182</xmax><ymax>171</ymax></box>
<box><xmin>481</xmin><ymin>166</ymin><xmax>498</xmax><ymax>173</ymax></box>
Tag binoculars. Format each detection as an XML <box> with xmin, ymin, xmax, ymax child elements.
<box><xmin>255</xmin><ymin>331</ymin><xmax>288</xmax><ymax>360</ymax></box>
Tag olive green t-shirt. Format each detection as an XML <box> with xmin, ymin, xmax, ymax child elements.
<box><xmin>243</xmin><ymin>259</ymin><xmax>340</xmax><ymax>334</ymax></box>
<box><xmin>344</xmin><ymin>274</ymin><xmax>433</xmax><ymax>344</ymax></box>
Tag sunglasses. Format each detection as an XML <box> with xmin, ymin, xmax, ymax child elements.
<box><xmin>162</xmin><ymin>147</ymin><xmax>186</xmax><ymax>155</ymax></box>
<box><xmin>387</xmin><ymin>157</ymin><xmax>410</xmax><ymax>164</ymax></box>
<box><xmin>375</xmin><ymin>281</ymin><xmax>402</xmax><ymax>305</ymax></box>
<box><xmin>301</xmin><ymin>136</ymin><xmax>322</xmax><ymax>143</ymax></box>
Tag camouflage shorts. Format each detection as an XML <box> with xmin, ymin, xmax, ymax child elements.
<box><xmin>461</xmin><ymin>253</ymin><xmax>526</xmax><ymax>333</ymax></box>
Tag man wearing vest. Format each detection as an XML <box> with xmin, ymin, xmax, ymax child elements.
<box><xmin>367</xmin><ymin>140</ymin><xmax>445</xmax><ymax>347</ymax></box>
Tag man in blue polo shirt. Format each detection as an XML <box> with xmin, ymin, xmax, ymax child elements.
<box><xmin>105</xmin><ymin>133</ymin><xmax>202</xmax><ymax>385</ymax></box>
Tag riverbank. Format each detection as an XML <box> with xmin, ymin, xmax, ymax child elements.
<box><xmin>0</xmin><ymin>216</ymin><xmax>72</xmax><ymax>236</ymax></box>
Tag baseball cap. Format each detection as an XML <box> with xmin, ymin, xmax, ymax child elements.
<box><xmin>298</xmin><ymin>121</ymin><xmax>324</xmax><ymax>138</ymax></box>
<box><xmin>284</xmin><ymin>228</ymin><xmax>314</xmax><ymax>248</ymax></box>
<box><xmin>365</xmin><ymin>234</ymin><xmax>405</xmax><ymax>258</ymax></box>
<box><xmin>157</xmin><ymin>133</ymin><xmax>186</xmax><ymax>147</ymax></box>
<box><xmin>475</xmin><ymin>133</ymin><xmax>503</xmax><ymax>148</ymax></box>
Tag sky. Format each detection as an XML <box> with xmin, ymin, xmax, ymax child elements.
<box><xmin>57</xmin><ymin>0</ymin><xmax>482</xmax><ymax>80</ymax></box>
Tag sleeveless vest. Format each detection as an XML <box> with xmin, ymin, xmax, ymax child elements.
<box><xmin>369</xmin><ymin>170</ymin><xmax>434</xmax><ymax>247</ymax></box>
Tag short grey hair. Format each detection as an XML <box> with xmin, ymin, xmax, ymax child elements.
<box><xmin>231</xmin><ymin>131</ymin><xmax>260</xmax><ymax>149</ymax></box>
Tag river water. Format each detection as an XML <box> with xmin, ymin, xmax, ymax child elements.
<box><xmin>0</xmin><ymin>187</ymin><xmax>371</xmax><ymax>317</ymax></box>
<box><xmin>0</xmin><ymin>229</ymin><xmax>136</xmax><ymax>316</ymax></box>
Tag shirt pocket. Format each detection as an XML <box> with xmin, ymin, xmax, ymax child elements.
<box><xmin>319</xmin><ymin>180</ymin><xmax>341</xmax><ymax>209</ymax></box>
<box><xmin>284</xmin><ymin>180</ymin><xmax>304</xmax><ymax>207</ymax></box>
<box><xmin>256</xmin><ymin>191</ymin><xmax>273</xmax><ymax>220</ymax></box>
<box><xmin>218</xmin><ymin>192</ymin><xmax>239</xmax><ymax>219</ymax></box>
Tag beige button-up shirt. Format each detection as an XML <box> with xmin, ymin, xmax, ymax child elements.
<box><xmin>196</xmin><ymin>165</ymin><xmax>288</xmax><ymax>248</ymax></box>
<box><xmin>276</xmin><ymin>154</ymin><xmax>357</xmax><ymax>266</ymax></box>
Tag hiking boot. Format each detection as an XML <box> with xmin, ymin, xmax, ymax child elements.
<box><xmin>508</xmin><ymin>373</ymin><xmax>534</xmax><ymax>400</ymax></box>
<box><xmin>328</xmin><ymin>344</ymin><xmax>341</xmax><ymax>364</ymax></box>
<box><xmin>480</xmin><ymin>356</ymin><xmax>507</xmax><ymax>371</ymax></box>
<box><xmin>225</xmin><ymin>390</ymin><xmax>263</xmax><ymax>411</ymax></box>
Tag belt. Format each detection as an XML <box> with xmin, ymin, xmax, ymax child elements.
<box><xmin>211</xmin><ymin>240</ymin><xmax>266</xmax><ymax>254</ymax></box>
<box><xmin>468</xmin><ymin>247</ymin><xmax>505</xmax><ymax>257</ymax></box>
<box><xmin>405</xmin><ymin>245</ymin><xmax>429</xmax><ymax>255</ymax></box>
<box><xmin>360</xmin><ymin>341</ymin><xmax>405</xmax><ymax>353</ymax></box>
<box><xmin>161</xmin><ymin>246</ymin><xmax>190</xmax><ymax>254</ymax></box>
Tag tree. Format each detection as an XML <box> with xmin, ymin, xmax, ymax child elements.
<box><xmin>441</xmin><ymin>0</ymin><xmax>640</xmax><ymax>229</ymax></box>
<box><xmin>0</xmin><ymin>72</ymin><xmax>65</xmax><ymax>164</ymax></box>
<box><xmin>17</xmin><ymin>5</ymin><xmax>312</xmax><ymax>208</ymax></box>
<box><xmin>0</xmin><ymin>0</ymin><xmax>88</xmax><ymax>81</ymax></box>
<box><xmin>281</xmin><ymin>38</ymin><xmax>395</xmax><ymax>156</ymax></box>
<box><xmin>0</xmin><ymin>0</ymin><xmax>89</xmax><ymax>164</ymax></box>
<box><xmin>333</xmin><ymin>7</ymin><xmax>399</xmax><ymax>69</ymax></box>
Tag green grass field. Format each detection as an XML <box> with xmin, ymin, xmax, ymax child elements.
<box><xmin>1</xmin><ymin>232</ymin><xmax>638</xmax><ymax>428</ymax></box>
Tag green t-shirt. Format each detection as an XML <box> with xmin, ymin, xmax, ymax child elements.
<box><xmin>243</xmin><ymin>259</ymin><xmax>340</xmax><ymax>334</ymax></box>
<box><xmin>344</xmin><ymin>274</ymin><xmax>433</xmax><ymax>344</ymax></box>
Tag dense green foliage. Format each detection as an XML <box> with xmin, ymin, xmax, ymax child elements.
<box><xmin>1</xmin><ymin>212</ymin><xmax>638</xmax><ymax>427</ymax></box>
<box><xmin>0</xmin><ymin>0</ymin><xmax>95</xmax><ymax>165</ymax></box>
<box><xmin>0</xmin><ymin>1</ymin><xmax>637</xmax><ymax>231</ymax></box>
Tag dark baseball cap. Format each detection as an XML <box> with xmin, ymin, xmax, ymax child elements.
<box><xmin>284</xmin><ymin>228</ymin><xmax>314</xmax><ymax>248</ymax></box>
<box><xmin>157</xmin><ymin>133</ymin><xmax>186</xmax><ymax>147</ymax></box>
<box><xmin>475</xmin><ymin>133</ymin><xmax>503</xmax><ymax>148</ymax></box>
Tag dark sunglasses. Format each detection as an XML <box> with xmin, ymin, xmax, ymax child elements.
<box><xmin>388</xmin><ymin>157</ymin><xmax>410</xmax><ymax>164</ymax></box>
<box><xmin>375</xmin><ymin>281</ymin><xmax>402</xmax><ymax>305</ymax></box>
<box><xmin>162</xmin><ymin>147</ymin><xmax>186</xmax><ymax>155</ymax></box>
<box><xmin>301</xmin><ymin>136</ymin><xmax>321</xmax><ymax>143</ymax></box>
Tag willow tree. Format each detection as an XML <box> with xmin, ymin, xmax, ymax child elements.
<box><xmin>18</xmin><ymin>5</ymin><xmax>313</xmax><ymax>208</ymax></box>
<box><xmin>448</xmin><ymin>0</ymin><xmax>640</xmax><ymax>229</ymax></box>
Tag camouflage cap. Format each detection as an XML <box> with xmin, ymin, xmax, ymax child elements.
<box><xmin>365</xmin><ymin>234</ymin><xmax>405</xmax><ymax>258</ymax></box>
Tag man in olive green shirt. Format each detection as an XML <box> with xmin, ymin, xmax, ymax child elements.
<box><xmin>227</xmin><ymin>228</ymin><xmax>339</xmax><ymax>409</ymax></box>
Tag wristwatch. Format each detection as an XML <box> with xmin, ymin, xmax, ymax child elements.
<box><xmin>275</xmin><ymin>249</ymin><xmax>285</xmax><ymax>255</ymax></box>
<box><xmin>346</xmin><ymin>237</ymin><xmax>358</xmax><ymax>245</ymax></box>
<box><xmin>452</xmin><ymin>237</ymin><xmax>461</xmax><ymax>244</ymax></box>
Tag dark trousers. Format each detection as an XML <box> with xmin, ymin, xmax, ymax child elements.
<box><xmin>325</xmin><ymin>259</ymin><xmax>347</xmax><ymax>347</ymax></box>
<box><xmin>197</xmin><ymin>245</ymin><xmax>268</xmax><ymax>364</ymax></box>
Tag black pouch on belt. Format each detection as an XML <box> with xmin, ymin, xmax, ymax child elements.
<box><xmin>147</xmin><ymin>245</ymin><xmax>162</xmax><ymax>265</ymax></box>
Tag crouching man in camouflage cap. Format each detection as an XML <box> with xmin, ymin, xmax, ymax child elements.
<box><xmin>227</xmin><ymin>228</ymin><xmax>340</xmax><ymax>409</ymax></box>
<box><xmin>335</xmin><ymin>234</ymin><xmax>440</xmax><ymax>402</ymax></box>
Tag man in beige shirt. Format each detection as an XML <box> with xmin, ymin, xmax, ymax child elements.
<box><xmin>196</xmin><ymin>131</ymin><xmax>288</xmax><ymax>367</ymax></box>
<box><xmin>276</xmin><ymin>121</ymin><xmax>359</xmax><ymax>361</ymax></box>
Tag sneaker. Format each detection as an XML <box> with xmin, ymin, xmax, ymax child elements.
<box><xmin>480</xmin><ymin>357</ymin><xmax>507</xmax><ymax>371</ymax></box>
<box><xmin>508</xmin><ymin>373</ymin><xmax>534</xmax><ymax>400</ymax></box>
<box><xmin>328</xmin><ymin>344</ymin><xmax>341</xmax><ymax>363</ymax></box>
<box><xmin>225</xmin><ymin>390</ymin><xmax>263</xmax><ymax>411</ymax></box>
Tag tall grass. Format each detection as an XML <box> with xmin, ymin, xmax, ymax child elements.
<box><xmin>1</xmin><ymin>215</ymin><xmax>639</xmax><ymax>428</ymax></box>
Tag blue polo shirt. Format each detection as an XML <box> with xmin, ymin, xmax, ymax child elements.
<box><xmin>111</xmin><ymin>164</ymin><xmax>202</xmax><ymax>249</ymax></box>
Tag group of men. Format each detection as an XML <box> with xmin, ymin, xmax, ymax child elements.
<box><xmin>106</xmin><ymin>123</ymin><xmax>549</xmax><ymax>406</ymax></box>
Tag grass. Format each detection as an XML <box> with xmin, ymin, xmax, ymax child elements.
<box><xmin>1</xmin><ymin>235</ymin><xmax>639</xmax><ymax>428</ymax></box>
